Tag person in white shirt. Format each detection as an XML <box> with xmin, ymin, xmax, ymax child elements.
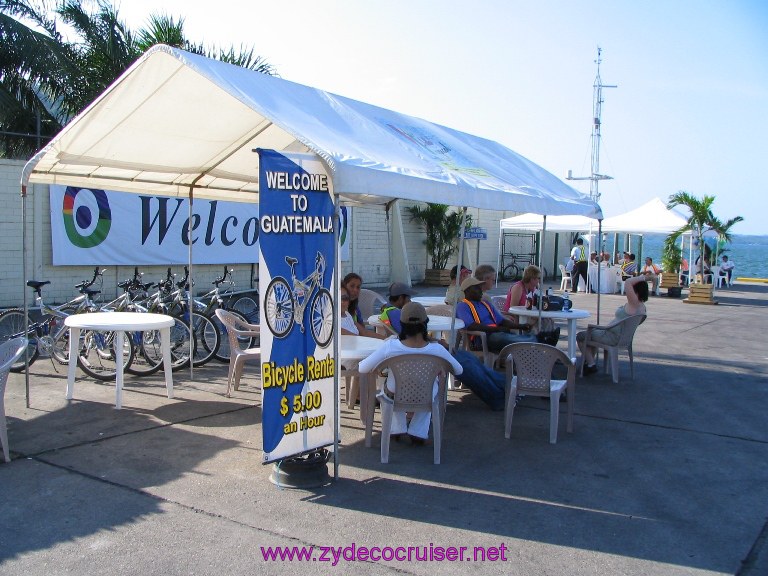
<box><xmin>640</xmin><ymin>256</ymin><xmax>661</xmax><ymax>295</ymax></box>
<box><xmin>570</xmin><ymin>238</ymin><xmax>589</xmax><ymax>292</ymax></box>
<box><xmin>719</xmin><ymin>255</ymin><xmax>735</xmax><ymax>285</ymax></box>
<box><xmin>359</xmin><ymin>302</ymin><xmax>463</xmax><ymax>445</ymax></box>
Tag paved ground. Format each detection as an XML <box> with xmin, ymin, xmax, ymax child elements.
<box><xmin>1</xmin><ymin>281</ymin><xmax>767</xmax><ymax>575</ymax></box>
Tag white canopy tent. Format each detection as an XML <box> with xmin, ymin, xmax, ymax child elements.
<box><xmin>600</xmin><ymin>197</ymin><xmax>687</xmax><ymax>234</ymax></box>
<box><xmin>22</xmin><ymin>45</ymin><xmax>601</xmax><ymax>219</ymax></box>
<box><xmin>19</xmin><ymin>45</ymin><xmax>602</xmax><ymax>472</ymax></box>
<box><xmin>500</xmin><ymin>213</ymin><xmax>598</xmax><ymax>232</ymax></box>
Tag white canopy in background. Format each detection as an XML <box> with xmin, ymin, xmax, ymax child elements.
<box><xmin>600</xmin><ymin>197</ymin><xmax>688</xmax><ymax>234</ymax></box>
<box><xmin>22</xmin><ymin>45</ymin><xmax>600</xmax><ymax>218</ymax></box>
<box><xmin>499</xmin><ymin>198</ymin><xmax>688</xmax><ymax>236</ymax></box>
<box><xmin>500</xmin><ymin>213</ymin><xmax>598</xmax><ymax>232</ymax></box>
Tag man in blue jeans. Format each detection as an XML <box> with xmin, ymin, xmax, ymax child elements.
<box><xmin>452</xmin><ymin>349</ymin><xmax>507</xmax><ymax>410</ymax></box>
<box><xmin>455</xmin><ymin>277</ymin><xmax>536</xmax><ymax>353</ymax></box>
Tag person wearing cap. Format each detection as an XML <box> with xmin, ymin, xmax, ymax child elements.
<box><xmin>444</xmin><ymin>264</ymin><xmax>472</xmax><ymax>305</ymax></box>
<box><xmin>379</xmin><ymin>282</ymin><xmax>417</xmax><ymax>334</ymax></box>
<box><xmin>456</xmin><ymin>276</ymin><xmax>536</xmax><ymax>354</ymax></box>
<box><xmin>359</xmin><ymin>302</ymin><xmax>463</xmax><ymax>445</ymax></box>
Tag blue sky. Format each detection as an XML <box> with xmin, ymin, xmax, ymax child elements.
<box><xmin>118</xmin><ymin>0</ymin><xmax>768</xmax><ymax>235</ymax></box>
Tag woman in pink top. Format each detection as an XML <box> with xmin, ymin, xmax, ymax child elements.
<box><xmin>503</xmin><ymin>265</ymin><xmax>555</xmax><ymax>336</ymax></box>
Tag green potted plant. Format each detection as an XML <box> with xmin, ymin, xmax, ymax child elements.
<box><xmin>660</xmin><ymin>237</ymin><xmax>683</xmax><ymax>297</ymax></box>
<box><xmin>667</xmin><ymin>191</ymin><xmax>743</xmax><ymax>304</ymax></box>
<box><xmin>406</xmin><ymin>203</ymin><xmax>471</xmax><ymax>285</ymax></box>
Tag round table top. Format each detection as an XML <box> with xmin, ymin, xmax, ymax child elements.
<box><xmin>65</xmin><ymin>312</ymin><xmax>175</xmax><ymax>330</ymax></box>
<box><xmin>508</xmin><ymin>306</ymin><xmax>591</xmax><ymax>320</ymax></box>
<box><xmin>411</xmin><ymin>296</ymin><xmax>448</xmax><ymax>307</ymax></box>
<box><xmin>366</xmin><ymin>314</ymin><xmax>465</xmax><ymax>331</ymax></box>
<box><xmin>340</xmin><ymin>335</ymin><xmax>385</xmax><ymax>361</ymax></box>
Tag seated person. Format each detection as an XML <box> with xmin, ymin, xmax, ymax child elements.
<box><xmin>444</xmin><ymin>264</ymin><xmax>472</xmax><ymax>304</ymax></box>
<box><xmin>503</xmin><ymin>265</ymin><xmax>558</xmax><ymax>342</ymax></box>
<box><xmin>379</xmin><ymin>282</ymin><xmax>416</xmax><ymax>334</ymax></box>
<box><xmin>359</xmin><ymin>302</ymin><xmax>463</xmax><ymax>445</ymax></box>
<box><xmin>340</xmin><ymin>285</ymin><xmax>384</xmax><ymax>340</ymax></box>
<box><xmin>680</xmin><ymin>257</ymin><xmax>690</xmax><ymax>285</ymax></box>
<box><xmin>640</xmin><ymin>256</ymin><xmax>661</xmax><ymax>294</ymax></box>
<box><xmin>620</xmin><ymin>253</ymin><xmax>637</xmax><ymax>279</ymax></box>
<box><xmin>694</xmin><ymin>255</ymin><xmax>712</xmax><ymax>283</ymax></box>
<box><xmin>719</xmin><ymin>255</ymin><xmax>735</xmax><ymax>284</ymax></box>
<box><xmin>601</xmin><ymin>252</ymin><xmax>611</xmax><ymax>266</ymax></box>
<box><xmin>456</xmin><ymin>277</ymin><xmax>536</xmax><ymax>354</ymax></box>
<box><xmin>474</xmin><ymin>264</ymin><xmax>498</xmax><ymax>305</ymax></box>
<box><xmin>341</xmin><ymin>272</ymin><xmax>387</xmax><ymax>339</ymax></box>
<box><xmin>590</xmin><ymin>251</ymin><xmax>599</xmax><ymax>265</ymax></box>
<box><xmin>578</xmin><ymin>275</ymin><xmax>648</xmax><ymax>374</ymax></box>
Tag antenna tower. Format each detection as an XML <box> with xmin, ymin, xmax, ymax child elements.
<box><xmin>567</xmin><ymin>47</ymin><xmax>617</xmax><ymax>203</ymax></box>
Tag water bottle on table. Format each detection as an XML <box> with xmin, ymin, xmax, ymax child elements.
<box><xmin>562</xmin><ymin>291</ymin><xmax>572</xmax><ymax>312</ymax></box>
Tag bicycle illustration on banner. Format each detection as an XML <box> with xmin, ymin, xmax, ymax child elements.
<box><xmin>264</xmin><ymin>252</ymin><xmax>334</xmax><ymax>348</ymax></box>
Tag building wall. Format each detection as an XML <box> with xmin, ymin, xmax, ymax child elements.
<box><xmin>1</xmin><ymin>159</ymin><xmax>573</xmax><ymax>307</ymax></box>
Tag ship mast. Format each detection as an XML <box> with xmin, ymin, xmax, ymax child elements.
<box><xmin>567</xmin><ymin>47</ymin><xmax>617</xmax><ymax>203</ymax></box>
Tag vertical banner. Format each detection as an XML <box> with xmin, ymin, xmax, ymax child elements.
<box><xmin>258</xmin><ymin>150</ymin><xmax>336</xmax><ymax>463</ymax></box>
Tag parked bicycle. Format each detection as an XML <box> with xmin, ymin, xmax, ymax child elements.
<box><xmin>264</xmin><ymin>252</ymin><xmax>334</xmax><ymax>347</ymax></box>
<box><xmin>0</xmin><ymin>267</ymin><xmax>134</xmax><ymax>380</ymax></box>
<box><xmin>194</xmin><ymin>266</ymin><xmax>257</xmax><ymax>363</ymax></box>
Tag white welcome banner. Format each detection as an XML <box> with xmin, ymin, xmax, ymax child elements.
<box><xmin>50</xmin><ymin>185</ymin><xmax>259</xmax><ymax>265</ymax></box>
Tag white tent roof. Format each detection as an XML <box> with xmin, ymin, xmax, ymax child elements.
<box><xmin>500</xmin><ymin>212</ymin><xmax>598</xmax><ymax>232</ymax></box>
<box><xmin>23</xmin><ymin>45</ymin><xmax>600</xmax><ymax>218</ymax></box>
<box><xmin>499</xmin><ymin>197</ymin><xmax>688</xmax><ymax>235</ymax></box>
<box><xmin>600</xmin><ymin>197</ymin><xmax>688</xmax><ymax>234</ymax></box>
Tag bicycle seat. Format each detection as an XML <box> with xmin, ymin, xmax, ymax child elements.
<box><xmin>285</xmin><ymin>256</ymin><xmax>298</xmax><ymax>266</ymax></box>
<box><xmin>26</xmin><ymin>280</ymin><xmax>51</xmax><ymax>290</ymax></box>
<box><xmin>83</xmin><ymin>288</ymin><xmax>101</xmax><ymax>297</ymax></box>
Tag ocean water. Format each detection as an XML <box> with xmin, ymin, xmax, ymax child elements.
<box><xmin>606</xmin><ymin>234</ymin><xmax>768</xmax><ymax>279</ymax></box>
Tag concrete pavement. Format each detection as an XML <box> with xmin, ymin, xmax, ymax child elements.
<box><xmin>1</xmin><ymin>281</ymin><xmax>767</xmax><ymax>575</ymax></box>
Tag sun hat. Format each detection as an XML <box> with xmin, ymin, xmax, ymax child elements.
<box><xmin>399</xmin><ymin>302</ymin><xmax>428</xmax><ymax>324</ymax></box>
<box><xmin>460</xmin><ymin>277</ymin><xmax>485</xmax><ymax>291</ymax></box>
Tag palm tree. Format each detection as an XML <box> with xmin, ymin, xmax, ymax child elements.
<box><xmin>1</xmin><ymin>0</ymin><xmax>275</xmax><ymax>159</ymax></box>
<box><xmin>0</xmin><ymin>0</ymin><xmax>79</xmax><ymax>157</ymax></box>
<box><xmin>666</xmin><ymin>191</ymin><xmax>743</xmax><ymax>282</ymax></box>
<box><xmin>406</xmin><ymin>203</ymin><xmax>471</xmax><ymax>270</ymax></box>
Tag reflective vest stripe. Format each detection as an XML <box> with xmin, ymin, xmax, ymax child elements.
<box><xmin>462</xmin><ymin>299</ymin><xmax>497</xmax><ymax>327</ymax></box>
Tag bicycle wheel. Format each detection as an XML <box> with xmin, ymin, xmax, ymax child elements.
<box><xmin>212</xmin><ymin>310</ymin><xmax>252</xmax><ymax>363</ymax></box>
<box><xmin>186</xmin><ymin>312</ymin><xmax>219</xmax><ymax>367</ymax></box>
<box><xmin>0</xmin><ymin>309</ymin><xmax>37</xmax><ymax>371</ymax></box>
<box><xmin>125</xmin><ymin>330</ymin><xmax>164</xmax><ymax>376</ymax></box>
<box><xmin>48</xmin><ymin>315</ymin><xmax>72</xmax><ymax>365</ymax></box>
<box><xmin>77</xmin><ymin>330</ymin><xmax>135</xmax><ymax>381</ymax></box>
<box><xmin>309</xmin><ymin>287</ymin><xmax>334</xmax><ymax>348</ymax></box>
<box><xmin>501</xmin><ymin>263</ymin><xmax>520</xmax><ymax>282</ymax></box>
<box><xmin>264</xmin><ymin>277</ymin><xmax>294</xmax><ymax>338</ymax></box>
<box><xmin>229</xmin><ymin>295</ymin><xmax>259</xmax><ymax>324</ymax></box>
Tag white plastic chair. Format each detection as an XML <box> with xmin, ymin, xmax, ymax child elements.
<box><xmin>1</xmin><ymin>338</ymin><xmax>28</xmax><ymax>463</ymax></box>
<box><xmin>716</xmin><ymin>266</ymin><xmax>733</xmax><ymax>288</ymax></box>
<box><xmin>559</xmin><ymin>264</ymin><xmax>572</xmax><ymax>292</ymax></box>
<box><xmin>498</xmin><ymin>342</ymin><xmax>575</xmax><ymax>444</ymax></box>
<box><xmin>214</xmin><ymin>309</ymin><xmax>261</xmax><ymax>397</ymax></box>
<box><xmin>580</xmin><ymin>314</ymin><xmax>646</xmax><ymax>384</ymax></box>
<box><xmin>371</xmin><ymin>353</ymin><xmax>456</xmax><ymax>464</ymax></box>
<box><xmin>357</xmin><ymin>289</ymin><xmax>387</xmax><ymax>319</ymax></box>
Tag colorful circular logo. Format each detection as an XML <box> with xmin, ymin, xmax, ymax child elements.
<box><xmin>62</xmin><ymin>187</ymin><xmax>112</xmax><ymax>248</ymax></box>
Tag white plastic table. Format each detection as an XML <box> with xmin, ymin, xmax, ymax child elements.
<box><xmin>367</xmin><ymin>314</ymin><xmax>465</xmax><ymax>334</ymax></box>
<box><xmin>588</xmin><ymin>265</ymin><xmax>618</xmax><ymax>294</ymax></box>
<box><xmin>65</xmin><ymin>312</ymin><xmax>175</xmax><ymax>409</ymax></box>
<box><xmin>340</xmin><ymin>335</ymin><xmax>385</xmax><ymax>430</ymax></box>
<box><xmin>411</xmin><ymin>296</ymin><xmax>448</xmax><ymax>307</ymax></box>
<box><xmin>508</xmin><ymin>306</ymin><xmax>591</xmax><ymax>359</ymax></box>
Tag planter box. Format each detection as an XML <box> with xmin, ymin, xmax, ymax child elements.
<box><xmin>424</xmin><ymin>268</ymin><xmax>452</xmax><ymax>286</ymax></box>
<box><xmin>684</xmin><ymin>283</ymin><xmax>717</xmax><ymax>305</ymax></box>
